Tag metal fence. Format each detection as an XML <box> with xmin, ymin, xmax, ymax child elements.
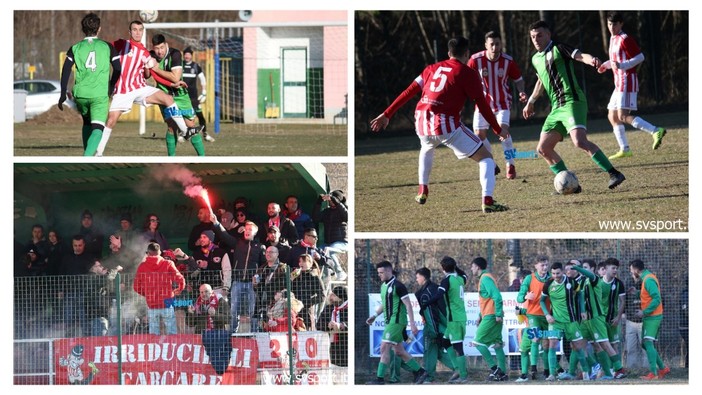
<box><xmin>354</xmin><ymin>239</ymin><xmax>688</xmax><ymax>379</ymax></box>
<box><xmin>13</xmin><ymin>268</ymin><xmax>348</xmax><ymax>385</ymax></box>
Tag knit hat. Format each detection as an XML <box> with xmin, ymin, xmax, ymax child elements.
<box><xmin>183</xmin><ymin>46</ymin><xmax>193</xmax><ymax>54</ymax></box>
<box><xmin>120</xmin><ymin>212</ymin><xmax>132</xmax><ymax>223</ymax></box>
<box><xmin>416</xmin><ymin>267</ymin><xmax>431</xmax><ymax>280</ymax></box>
<box><xmin>330</xmin><ymin>190</ymin><xmax>346</xmax><ymax>204</ymax></box>
<box><xmin>162</xmin><ymin>249</ymin><xmax>176</xmax><ymax>261</ymax></box>
<box><xmin>202</xmin><ymin>230</ymin><xmax>215</xmax><ymax>243</ymax></box>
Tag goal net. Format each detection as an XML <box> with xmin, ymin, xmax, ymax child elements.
<box><xmin>141</xmin><ymin>19</ymin><xmax>348</xmax><ymax>135</ymax></box>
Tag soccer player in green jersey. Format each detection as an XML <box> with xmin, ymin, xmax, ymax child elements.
<box><xmin>516</xmin><ymin>256</ymin><xmax>551</xmax><ymax>380</ymax></box>
<box><xmin>540</xmin><ymin>262</ymin><xmax>589</xmax><ymax>381</ymax></box>
<box><xmin>148</xmin><ymin>34</ymin><xmax>206</xmax><ymax>156</ymax></box>
<box><xmin>598</xmin><ymin>258</ymin><xmax>627</xmax><ymax>378</ymax></box>
<box><xmin>470</xmin><ymin>257</ymin><xmax>508</xmax><ymax>381</ymax></box>
<box><xmin>414</xmin><ymin>267</ymin><xmax>457</xmax><ymax>383</ymax></box>
<box><xmin>570</xmin><ymin>259</ymin><xmax>623</xmax><ymax>380</ymax></box>
<box><xmin>366</xmin><ymin>261</ymin><xmax>427</xmax><ymax>385</ymax></box>
<box><xmin>523</xmin><ymin>20</ymin><xmax>626</xmax><ymax>192</ymax></box>
<box><xmin>629</xmin><ymin>259</ymin><xmax>670</xmax><ymax>380</ymax></box>
<box><xmin>58</xmin><ymin>13</ymin><xmax>121</xmax><ymax>156</ymax></box>
<box><xmin>420</xmin><ymin>256</ymin><xmax>470</xmax><ymax>384</ymax></box>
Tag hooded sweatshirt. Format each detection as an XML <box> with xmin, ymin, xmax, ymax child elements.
<box><xmin>134</xmin><ymin>255</ymin><xmax>186</xmax><ymax>309</ymax></box>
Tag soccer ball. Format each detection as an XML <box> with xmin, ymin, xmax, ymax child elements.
<box><xmin>138</xmin><ymin>10</ymin><xmax>158</xmax><ymax>23</ymax></box>
<box><xmin>554</xmin><ymin>170</ymin><xmax>580</xmax><ymax>195</ymax></box>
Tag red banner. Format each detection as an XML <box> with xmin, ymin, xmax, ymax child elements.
<box><xmin>53</xmin><ymin>334</ymin><xmax>258</xmax><ymax>385</ymax></box>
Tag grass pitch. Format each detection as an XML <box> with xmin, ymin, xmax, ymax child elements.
<box><xmin>354</xmin><ymin>366</ymin><xmax>688</xmax><ymax>385</ymax></box>
<box><xmin>14</xmin><ymin>122</ymin><xmax>347</xmax><ymax>157</ymax></box>
<box><xmin>355</xmin><ymin>112</ymin><xmax>688</xmax><ymax>232</ymax></box>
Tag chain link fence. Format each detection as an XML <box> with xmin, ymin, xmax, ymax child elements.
<box><xmin>14</xmin><ymin>267</ymin><xmax>348</xmax><ymax>385</ymax></box>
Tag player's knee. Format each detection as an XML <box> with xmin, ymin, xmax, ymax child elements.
<box><xmin>452</xmin><ymin>342</ymin><xmax>464</xmax><ymax>356</ymax></box>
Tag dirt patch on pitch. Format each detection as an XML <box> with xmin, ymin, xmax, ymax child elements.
<box><xmin>26</xmin><ymin>105</ymin><xmax>82</xmax><ymax>125</ymax></box>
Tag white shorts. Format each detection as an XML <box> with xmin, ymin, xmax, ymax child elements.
<box><xmin>109</xmin><ymin>85</ymin><xmax>161</xmax><ymax>113</ymax></box>
<box><xmin>473</xmin><ymin>109</ymin><xmax>510</xmax><ymax>131</ymax></box>
<box><xmin>607</xmin><ymin>91</ymin><xmax>638</xmax><ymax>111</ymax></box>
<box><xmin>419</xmin><ymin>124</ymin><xmax>482</xmax><ymax>159</ymax></box>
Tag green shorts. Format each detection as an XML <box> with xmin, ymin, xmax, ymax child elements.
<box><xmin>582</xmin><ymin>315</ymin><xmax>609</xmax><ymax>342</ymax></box>
<box><xmin>160</xmin><ymin>93</ymin><xmax>195</xmax><ymax>120</ymax></box>
<box><xmin>381</xmin><ymin>323</ymin><xmax>406</xmax><ymax>344</ymax></box>
<box><xmin>519</xmin><ymin>328</ymin><xmax>531</xmax><ymax>353</ymax></box>
<box><xmin>549</xmin><ymin>321</ymin><xmax>583</xmax><ymax>342</ymax></box>
<box><xmin>444</xmin><ymin>321</ymin><xmax>466</xmax><ymax>344</ymax></box>
<box><xmin>527</xmin><ymin>315</ymin><xmax>549</xmax><ymax>339</ymax></box>
<box><xmin>642</xmin><ymin>315</ymin><xmax>663</xmax><ymax>341</ymax></box>
<box><xmin>607</xmin><ymin>322</ymin><xmax>621</xmax><ymax>343</ymax></box>
<box><xmin>541</xmin><ymin>101</ymin><xmax>588</xmax><ymax>138</ymax></box>
<box><xmin>75</xmin><ymin>96</ymin><xmax>109</xmax><ymax>124</ymax></box>
<box><xmin>473</xmin><ymin>316</ymin><xmax>504</xmax><ymax>347</ymax></box>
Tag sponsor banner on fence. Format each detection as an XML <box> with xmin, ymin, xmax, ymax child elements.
<box><xmin>53</xmin><ymin>334</ymin><xmax>258</xmax><ymax>385</ymax></box>
<box><xmin>256</xmin><ymin>331</ymin><xmax>331</xmax><ymax>385</ymax></box>
<box><xmin>368</xmin><ymin>292</ymin><xmax>524</xmax><ymax>357</ymax></box>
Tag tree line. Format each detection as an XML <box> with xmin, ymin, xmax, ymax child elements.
<box><xmin>355</xmin><ymin>11</ymin><xmax>688</xmax><ymax>135</ymax></box>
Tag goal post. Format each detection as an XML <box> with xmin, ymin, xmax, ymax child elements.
<box><xmin>140</xmin><ymin>20</ymin><xmax>347</xmax><ymax>136</ymax></box>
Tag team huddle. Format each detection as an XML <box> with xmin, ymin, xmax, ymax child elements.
<box><xmin>371</xmin><ymin>13</ymin><xmax>667</xmax><ymax>210</ymax></box>
<box><xmin>367</xmin><ymin>256</ymin><xmax>668</xmax><ymax>384</ymax></box>
<box><xmin>59</xmin><ymin>13</ymin><xmax>210</xmax><ymax>157</ymax></box>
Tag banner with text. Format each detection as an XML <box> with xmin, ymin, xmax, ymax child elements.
<box><xmin>368</xmin><ymin>292</ymin><xmax>525</xmax><ymax>357</ymax></box>
<box><xmin>54</xmin><ymin>334</ymin><xmax>258</xmax><ymax>385</ymax></box>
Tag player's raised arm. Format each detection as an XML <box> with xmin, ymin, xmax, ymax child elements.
<box><xmin>370</xmin><ymin>80</ymin><xmax>421</xmax><ymax>132</ymax></box>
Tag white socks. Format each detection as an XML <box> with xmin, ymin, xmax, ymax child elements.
<box><xmin>418</xmin><ymin>145</ymin><xmax>435</xmax><ymax>186</ymax></box>
<box><xmin>95</xmin><ymin>127</ymin><xmax>112</xmax><ymax>156</ymax></box>
<box><xmin>478</xmin><ymin>158</ymin><xmax>496</xmax><ymax>198</ymax></box>
<box><xmin>167</xmin><ymin>104</ymin><xmax>189</xmax><ymax>133</ymax></box>
<box><xmin>501</xmin><ymin>136</ymin><xmax>515</xmax><ymax>166</ymax></box>
<box><xmin>613</xmin><ymin>124</ymin><xmax>629</xmax><ymax>151</ymax></box>
<box><xmin>631</xmin><ymin>116</ymin><xmax>656</xmax><ymax>133</ymax></box>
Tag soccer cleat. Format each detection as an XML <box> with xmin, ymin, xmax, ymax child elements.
<box><xmin>204</xmin><ymin>134</ymin><xmax>215</xmax><ymax>142</ymax></box>
<box><xmin>366</xmin><ymin>377</ymin><xmax>386</xmax><ymax>385</ymax></box>
<box><xmin>640</xmin><ymin>373</ymin><xmax>659</xmax><ymax>380</ymax></box>
<box><xmin>448</xmin><ymin>371</ymin><xmax>460</xmax><ymax>382</ymax></box>
<box><xmin>181</xmin><ymin>125</ymin><xmax>204</xmax><ymax>140</ymax></box>
<box><xmin>614</xmin><ymin>368</ymin><xmax>627</xmax><ymax>379</ymax></box>
<box><xmin>608</xmin><ymin>150</ymin><xmax>633</xmax><ymax>160</ymax></box>
<box><xmin>598</xmin><ymin>375</ymin><xmax>614</xmax><ymax>381</ymax></box>
<box><xmin>413</xmin><ymin>368</ymin><xmax>428</xmax><ymax>384</ymax></box>
<box><xmin>590</xmin><ymin>363</ymin><xmax>601</xmax><ymax>380</ymax></box>
<box><xmin>652</xmin><ymin>127</ymin><xmax>667</xmax><ymax>150</ymax></box>
<box><xmin>544</xmin><ymin>374</ymin><xmax>556</xmax><ymax>382</ymax></box>
<box><xmin>608</xmin><ymin>171</ymin><xmax>626</xmax><ymax>189</ymax></box>
<box><xmin>658</xmin><ymin>366</ymin><xmax>670</xmax><ymax>379</ymax></box>
<box><xmin>415</xmin><ymin>194</ymin><xmax>428</xmax><ymax>205</ymax></box>
<box><xmin>449</xmin><ymin>376</ymin><xmax>469</xmax><ymax>384</ymax></box>
<box><xmin>506</xmin><ymin>164</ymin><xmax>516</xmax><ymax>179</ymax></box>
<box><xmin>557</xmin><ymin>372</ymin><xmax>575</xmax><ymax>381</ymax></box>
<box><xmin>495</xmin><ymin>164</ymin><xmax>501</xmax><ymax>176</ymax></box>
<box><xmin>583</xmin><ymin>372</ymin><xmax>591</xmax><ymax>381</ymax></box>
<box><xmin>488</xmin><ymin>366</ymin><xmax>499</xmax><ymax>380</ymax></box>
<box><xmin>515</xmin><ymin>374</ymin><xmax>529</xmax><ymax>383</ymax></box>
<box><xmin>482</xmin><ymin>202</ymin><xmax>509</xmax><ymax>213</ymax></box>
<box><xmin>494</xmin><ymin>372</ymin><xmax>508</xmax><ymax>382</ymax></box>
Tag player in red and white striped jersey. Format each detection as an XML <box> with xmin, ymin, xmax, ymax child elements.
<box><xmin>370</xmin><ymin>37</ymin><xmax>508</xmax><ymax>213</ymax></box>
<box><xmin>95</xmin><ymin>20</ymin><xmax>202</xmax><ymax>156</ymax></box>
<box><xmin>597</xmin><ymin>12</ymin><xmax>666</xmax><ymax>159</ymax></box>
<box><xmin>468</xmin><ymin>31</ymin><xmax>528</xmax><ymax>180</ymax></box>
